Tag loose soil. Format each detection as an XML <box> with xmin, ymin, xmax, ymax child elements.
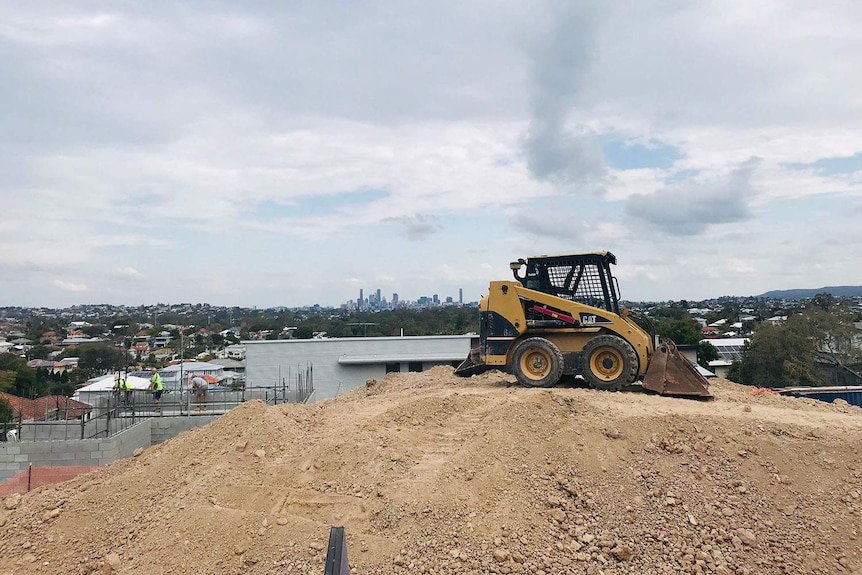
<box><xmin>1</xmin><ymin>368</ymin><xmax>861</xmax><ymax>574</ymax></box>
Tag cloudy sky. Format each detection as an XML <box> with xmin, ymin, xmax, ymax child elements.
<box><xmin>3</xmin><ymin>1</ymin><xmax>861</xmax><ymax>308</ymax></box>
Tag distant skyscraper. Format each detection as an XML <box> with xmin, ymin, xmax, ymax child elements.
<box><xmin>393</xmin><ymin>293</ymin><xmax>399</xmax><ymax>305</ymax></box>
<box><xmin>376</xmin><ymin>288</ymin><xmax>381</xmax><ymax>303</ymax></box>
<box><xmin>359</xmin><ymin>289</ymin><xmax>364</xmax><ymax>310</ymax></box>
<box><xmin>459</xmin><ymin>288</ymin><xmax>463</xmax><ymax>304</ymax></box>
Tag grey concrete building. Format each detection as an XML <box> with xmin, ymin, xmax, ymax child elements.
<box><xmin>244</xmin><ymin>335</ymin><xmax>474</xmax><ymax>401</ymax></box>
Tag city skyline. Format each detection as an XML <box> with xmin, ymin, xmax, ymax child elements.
<box><xmin>353</xmin><ymin>285</ymin><xmax>466</xmax><ymax>310</ymax></box>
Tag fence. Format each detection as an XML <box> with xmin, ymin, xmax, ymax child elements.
<box><xmin>2</xmin><ymin>379</ymin><xmax>314</xmax><ymax>443</ymax></box>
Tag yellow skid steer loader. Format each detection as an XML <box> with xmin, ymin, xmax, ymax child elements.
<box><xmin>455</xmin><ymin>252</ymin><xmax>712</xmax><ymax>398</ymax></box>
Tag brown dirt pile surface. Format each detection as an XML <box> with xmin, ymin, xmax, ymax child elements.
<box><xmin>0</xmin><ymin>368</ymin><xmax>861</xmax><ymax>574</ymax></box>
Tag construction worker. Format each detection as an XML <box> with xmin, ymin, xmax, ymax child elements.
<box><xmin>149</xmin><ymin>368</ymin><xmax>164</xmax><ymax>407</ymax></box>
<box><xmin>114</xmin><ymin>373</ymin><xmax>133</xmax><ymax>406</ymax></box>
<box><xmin>191</xmin><ymin>374</ymin><xmax>208</xmax><ymax>411</ymax></box>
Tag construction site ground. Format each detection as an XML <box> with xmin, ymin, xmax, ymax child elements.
<box><xmin>0</xmin><ymin>366</ymin><xmax>860</xmax><ymax>574</ymax></box>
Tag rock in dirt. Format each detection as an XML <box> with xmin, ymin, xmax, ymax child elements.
<box><xmin>4</xmin><ymin>494</ymin><xmax>21</xmax><ymax>510</ymax></box>
<box><xmin>737</xmin><ymin>528</ymin><xmax>757</xmax><ymax>546</ymax></box>
<box><xmin>101</xmin><ymin>552</ymin><xmax>121</xmax><ymax>573</ymax></box>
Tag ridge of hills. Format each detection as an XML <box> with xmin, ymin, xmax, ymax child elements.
<box><xmin>757</xmin><ymin>286</ymin><xmax>862</xmax><ymax>300</ymax></box>
<box><xmin>0</xmin><ymin>367</ymin><xmax>860</xmax><ymax>574</ymax></box>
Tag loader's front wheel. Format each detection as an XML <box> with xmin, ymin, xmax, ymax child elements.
<box><xmin>582</xmin><ymin>335</ymin><xmax>638</xmax><ymax>392</ymax></box>
<box><xmin>511</xmin><ymin>337</ymin><xmax>564</xmax><ymax>388</ymax></box>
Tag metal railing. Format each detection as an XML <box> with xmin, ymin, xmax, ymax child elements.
<box><xmin>1</xmin><ymin>382</ymin><xmax>314</xmax><ymax>443</ymax></box>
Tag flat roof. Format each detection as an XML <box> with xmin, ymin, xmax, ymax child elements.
<box><xmin>244</xmin><ymin>334</ymin><xmax>475</xmax><ymax>345</ymax></box>
<box><xmin>338</xmin><ymin>353</ymin><xmax>465</xmax><ymax>365</ymax></box>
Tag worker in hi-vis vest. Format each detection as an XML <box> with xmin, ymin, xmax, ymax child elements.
<box><xmin>149</xmin><ymin>368</ymin><xmax>164</xmax><ymax>406</ymax></box>
<box><xmin>114</xmin><ymin>373</ymin><xmax>133</xmax><ymax>406</ymax></box>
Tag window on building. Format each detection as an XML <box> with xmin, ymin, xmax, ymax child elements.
<box><xmin>408</xmin><ymin>362</ymin><xmax>423</xmax><ymax>372</ymax></box>
<box><xmin>385</xmin><ymin>363</ymin><xmax>400</xmax><ymax>374</ymax></box>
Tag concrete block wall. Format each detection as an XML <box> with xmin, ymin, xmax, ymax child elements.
<box><xmin>110</xmin><ymin>418</ymin><xmax>153</xmax><ymax>462</ymax></box>
<box><xmin>0</xmin><ymin>420</ymin><xmax>153</xmax><ymax>482</ymax></box>
<box><xmin>0</xmin><ymin>413</ymin><xmax>227</xmax><ymax>483</ymax></box>
<box><xmin>150</xmin><ymin>414</ymin><xmax>218</xmax><ymax>445</ymax></box>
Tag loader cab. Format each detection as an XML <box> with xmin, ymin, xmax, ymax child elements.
<box><xmin>510</xmin><ymin>252</ymin><xmax>622</xmax><ymax>315</ymax></box>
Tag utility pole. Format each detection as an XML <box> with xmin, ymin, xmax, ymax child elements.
<box><xmin>179</xmin><ymin>329</ymin><xmax>185</xmax><ymax>408</ymax></box>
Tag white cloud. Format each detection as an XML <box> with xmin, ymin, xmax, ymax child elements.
<box><xmin>1</xmin><ymin>0</ymin><xmax>861</xmax><ymax>306</ymax></box>
<box><xmin>625</xmin><ymin>158</ymin><xmax>760</xmax><ymax>236</ymax></box>
<box><xmin>115</xmin><ymin>267</ymin><xmax>141</xmax><ymax>278</ymax></box>
<box><xmin>53</xmin><ymin>279</ymin><xmax>89</xmax><ymax>292</ymax></box>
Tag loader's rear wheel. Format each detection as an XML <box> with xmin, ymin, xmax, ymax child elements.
<box><xmin>511</xmin><ymin>337</ymin><xmax>564</xmax><ymax>388</ymax></box>
<box><xmin>582</xmin><ymin>335</ymin><xmax>638</xmax><ymax>392</ymax></box>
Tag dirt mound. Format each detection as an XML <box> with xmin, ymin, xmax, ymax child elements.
<box><xmin>0</xmin><ymin>369</ymin><xmax>860</xmax><ymax>574</ymax></box>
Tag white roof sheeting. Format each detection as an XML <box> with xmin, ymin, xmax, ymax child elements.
<box><xmin>76</xmin><ymin>374</ymin><xmax>152</xmax><ymax>392</ymax></box>
<box><xmin>160</xmin><ymin>361</ymin><xmax>224</xmax><ymax>373</ymax></box>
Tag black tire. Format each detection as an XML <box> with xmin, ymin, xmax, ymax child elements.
<box><xmin>511</xmin><ymin>337</ymin><xmax>564</xmax><ymax>388</ymax></box>
<box><xmin>582</xmin><ymin>335</ymin><xmax>638</xmax><ymax>392</ymax></box>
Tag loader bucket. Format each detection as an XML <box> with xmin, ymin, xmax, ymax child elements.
<box><xmin>642</xmin><ymin>339</ymin><xmax>713</xmax><ymax>398</ymax></box>
<box><xmin>454</xmin><ymin>347</ymin><xmax>491</xmax><ymax>377</ymax></box>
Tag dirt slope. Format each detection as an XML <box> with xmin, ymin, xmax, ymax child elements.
<box><xmin>0</xmin><ymin>367</ymin><xmax>861</xmax><ymax>574</ymax></box>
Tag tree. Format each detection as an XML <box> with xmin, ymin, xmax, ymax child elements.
<box><xmin>810</xmin><ymin>292</ymin><xmax>836</xmax><ymax>311</ymax></box>
<box><xmin>697</xmin><ymin>341</ymin><xmax>719</xmax><ymax>369</ymax></box>
<box><xmin>73</xmin><ymin>343</ymin><xmax>127</xmax><ymax>378</ymax></box>
<box><xmin>0</xmin><ymin>353</ymin><xmax>36</xmax><ymax>396</ymax></box>
<box><xmin>293</xmin><ymin>325</ymin><xmax>314</xmax><ymax>339</ymax></box>
<box><xmin>0</xmin><ymin>370</ymin><xmax>15</xmax><ymax>393</ymax></box>
<box><xmin>0</xmin><ymin>397</ymin><xmax>14</xmax><ymax>425</ymax></box>
<box><xmin>802</xmin><ymin>301</ymin><xmax>861</xmax><ymax>369</ymax></box>
<box><xmin>82</xmin><ymin>325</ymin><xmax>105</xmax><ymax>337</ymax></box>
<box><xmin>651</xmin><ymin>305</ymin><xmax>687</xmax><ymax>321</ymax></box>
<box><xmin>725</xmin><ymin>305</ymin><xmax>859</xmax><ymax>388</ymax></box>
<box><xmin>27</xmin><ymin>344</ymin><xmax>53</xmax><ymax>360</ymax></box>
<box><xmin>24</xmin><ymin>317</ymin><xmax>56</xmax><ymax>343</ymax></box>
<box><xmin>655</xmin><ymin>319</ymin><xmax>701</xmax><ymax>345</ymax></box>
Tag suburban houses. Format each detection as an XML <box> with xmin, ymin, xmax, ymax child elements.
<box><xmin>0</xmin><ymin>293</ymin><xmax>860</xmax><ymax>420</ymax></box>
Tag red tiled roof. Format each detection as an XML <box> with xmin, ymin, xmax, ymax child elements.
<box><xmin>33</xmin><ymin>396</ymin><xmax>91</xmax><ymax>419</ymax></box>
<box><xmin>0</xmin><ymin>393</ymin><xmax>91</xmax><ymax>421</ymax></box>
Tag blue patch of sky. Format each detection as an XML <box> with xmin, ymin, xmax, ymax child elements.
<box><xmin>126</xmin><ymin>193</ymin><xmax>158</xmax><ymax>205</ymax></box>
<box><xmin>785</xmin><ymin>153</ymin><xmax>862</xmax><ymax>175</ymax></box>
<box><xmin>663</xmin><ymin>169</ymin><xmax>700</xmax><ymax>184</ymax></box>
<box><xmin>601</xmin><ymin>137</ymin><xmax>682</xmax><ymax>170</ymax></box>
<box><xmin>759</xmin><ymin>193</ymin><xmax>841</xmax><ymax>220</ymax></box>
<box><xmin>247</xmin><ymin>188</ymin><xmax>390</xmax><ymax>218</ymax></box>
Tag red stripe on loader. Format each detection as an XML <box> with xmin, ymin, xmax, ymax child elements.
<box><xmin>532</xmin><ymin>305</ymin><xmax>576</xmax><ymax>324</ymax></box>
